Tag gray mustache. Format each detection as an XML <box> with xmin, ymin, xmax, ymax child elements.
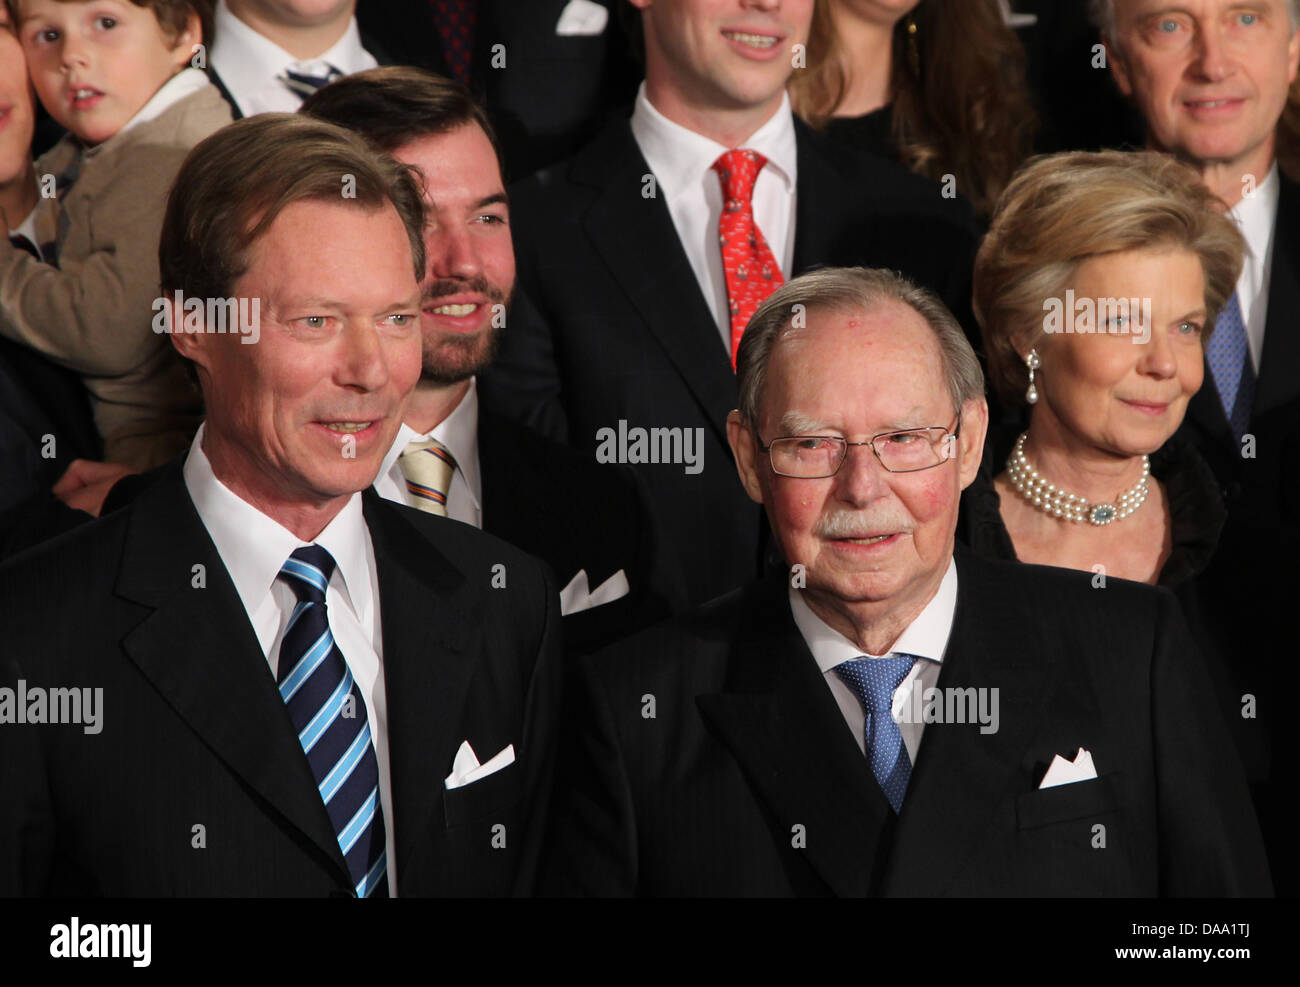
<box><xmin>813</xmin><ymin>511</ymin><xmax>909</xmax><ymax>539</ymax></box>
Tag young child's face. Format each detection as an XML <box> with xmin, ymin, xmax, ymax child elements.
<box><xmin>16</xmin><ymin>0</ymin><xmax>196</xmax><ymax>145</ymax></box>
<box><xmin>0</xmin><ymin>6</ymin><xmax>37</xmax><ymax>189</ymax></box>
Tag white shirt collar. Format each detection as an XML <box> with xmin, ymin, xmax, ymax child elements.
<box><xmin>378</xmin><ymin>377</ymin><xmax>483</xmax><ymax>510</ymax></box>
<box><xmin>212</xmin><ymin>0</ymin><xmax>376</xmax><ymax>111</ymax></box>
<box><xmin>630</xmin><ymin>82</ymin><xmax>797</xmax><ymax>204</ymax></box>
<box><xmin>85</xmin><ymin>67</ymin><xmax>210</xmax><ymax>155</ymax></box>
<box><xmin>790</xmin><ymin>556</ymin><xmax>958</xmax><ymax>671</ymax></box>
<box><xmin>1228</xmin><ymin>161</ymin><xmax>1279</xmax><ymax>268</ymax></box>
<box><xmin>183</xmin><ymin>423</ymin><xmax>374</xmax><ymax>634</ymax></box>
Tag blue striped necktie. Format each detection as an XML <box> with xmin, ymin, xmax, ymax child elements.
<box><xmin>277</xmin><ymin>545</ymin><xmax>388</xmax><ymax>897</ymax></box>
<box><xmin>1206</xmin><ymin>291</ymin><xmax>1256</xmax><ymax>441</ymax></box>
<box><xmin>833</xmin><ymin>655</ymin><xmax>918</xmax><ymax>813</ymax></box>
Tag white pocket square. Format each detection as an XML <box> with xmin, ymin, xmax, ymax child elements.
<box><xmin>1038</xmin><ymin>748</ymin><xmax>1098</xmax><ymax>789</ymax></box>
<box><xmin>444</xmin><ymin>740</ymin><xmax>515</xmax><ymax>790</ymax></box>
<box><xmin>556</xmin><ymin>0</ymin><xmax>608</xmax><ymax>36</ymax></box>
<box><xmin>559</xmin><ymin>568</ymin><xmax>629</xmax><ymax>616</ymax></box>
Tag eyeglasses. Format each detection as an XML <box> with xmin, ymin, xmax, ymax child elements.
<box><xmin>757</xmin><ymin>415</ymin><xmax>962</xmax><ymax>478</ymax></box>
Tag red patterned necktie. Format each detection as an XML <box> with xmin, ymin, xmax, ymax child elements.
<box><xmin>432</xmin><ymin>0</ymin><xmax>478</xmax><ymax>87</ymax></box>
<box><xmin>712</xmin><ymin>149</ymin><xmax>785</xmax><ymax>368</ymax></box>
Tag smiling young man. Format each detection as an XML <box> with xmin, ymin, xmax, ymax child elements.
<box><xmin>482</xmin><ymin>0</ymin><xmax>980</xmax><ymax>610</ymax></box>
<box><xmin>300</xmin><ymin>66</ymin><xmax>673</xmax><ymax>653</ymax></box>
<box><xmin>1095</xmin><ymin>0</ymin><xmax>1300</xmax><ymax>520</ymax></box>
<box><xmin>541</xmin><ymin>266</ymin><xmax>1269</xmax><ymax>897</ymax></box>
<box><xmin>0</xmin><ymin>114</ymin><xmax>563</xmax><ymax>897</ymax></box>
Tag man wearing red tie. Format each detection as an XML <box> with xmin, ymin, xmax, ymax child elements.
<box><xmin>483</xmin><ymin>0</ymin><xmax>978</xmax><ymax>606</ymax></box>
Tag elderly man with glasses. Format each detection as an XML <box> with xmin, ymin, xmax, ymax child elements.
<box><xmin>540</xmin><ymin>266</ymin><xmax>1270</xmax><ymax>898</ymax></box>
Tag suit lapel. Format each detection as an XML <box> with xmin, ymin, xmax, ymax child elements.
<box><xmin>880</xmin><ymin>551</ymin><xmax>1064</xmax><ymax>896</ymax></box>
<box><xmin>115</xmin><ymin>465</ymin><xmax>349</xmax><ymax>883</ymax></box>
<box><xmin>696</xmin><ymin>577</ymin><xmax>891</xmax><ymax>897</ymax></box>
<box><xmin>571</xmin><ymin>124</ymin><xmax>737</xmax><ymax>446</ymax></box>
<box><xmin>362</xmin><ymin>492</ymin><xmax>480</xmax><ymax>876</ymax></box>
<box><xmin>1256</xmin><ymin>176</ymin><xmax>1300</xmax><ymax>417</ymax></box>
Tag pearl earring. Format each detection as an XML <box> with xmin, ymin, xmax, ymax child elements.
<box><xmin>1025</xmin><ymin>349</ymin><xmax>1041</xmax><ymax>405</ymax></box>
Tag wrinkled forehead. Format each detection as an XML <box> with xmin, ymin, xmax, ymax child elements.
<box><xmin>761</xmin><ymin>301</ymin><xmax>950</xmax><ymax>430</ymax></box>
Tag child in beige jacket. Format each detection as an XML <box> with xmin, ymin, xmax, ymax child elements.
<box><xmin>0</xmin><ymin>0</ymin><xmax>232</xmax><ymax>469</ymax></box>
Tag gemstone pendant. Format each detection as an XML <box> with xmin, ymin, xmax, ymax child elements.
<box><xmin>1089</xmin><ymin>504</ymin><xmax>1115</xmax><ymax>525</ymax></box>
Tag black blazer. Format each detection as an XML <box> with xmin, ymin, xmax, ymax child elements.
<box><xmin>478</xmin><ymin>409</ymin><xmax>676</xmax><ymax>654</ymax></box>
<box><xmin>481</xmin><ymin>118</ymin><xmax>979</xmax><ymax>607</ymax></box>
<box><xmin>356</xmin><ymin>0</ymin><xmax>640</xmax><ymax>180</ymax></box>
<box><xmin>1180</xmin><ymin>174</ymin><xmax>1300</xmax><ymax>522</ymax></box>
<box><xmin>541</xmin><ymin>550</ymin><xmax>1271</xmax><ymax>896</ymax></box>
<box><xmin>0</xmin><ymin>463</ymin><xmax>563</xmax><ymax>896</ymax></box>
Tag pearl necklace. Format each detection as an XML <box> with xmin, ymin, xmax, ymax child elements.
<box><xmin>1005</xmin><ymin>432</ymin><xmax>1150</xmax><ymax>526</ymax></box>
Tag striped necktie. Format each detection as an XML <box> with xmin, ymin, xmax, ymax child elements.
<box><xmin>279</xmin><ymin>64</ymin><xmax>344</xmax><ymax>100</ymax></box>
<box><xmin>398</xmin><ymin>437</ymin><xmax>456</xmax><ymax>516</ymax></box>
<box><xmin>277</xmin><ymin>545</ymin><xmax>388</xmax><ymax>897</ymax></box>
<box><xmin>833</xmin><ymin>655</ymin><xmax>918</xmax><ymax>813</ymax></box>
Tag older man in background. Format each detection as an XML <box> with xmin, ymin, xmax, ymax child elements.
<box><xmin>1096</xmin><ymin>0</ymin><xmax>1300</xmax><ymax>519</ymax></box>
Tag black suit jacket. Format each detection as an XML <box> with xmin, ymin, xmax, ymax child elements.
<box><xmin>0</xmin><ymin>463</ymin><xmax>562</xmax><ymax>896</ymax></box>
<box><xmin>478</xmin><ymin>409</ymin><xmax>675</xmax><ymax>653</ymax></box>
<box><xmin>542</xmin><ymin>550</ymin><xmax>1271</xmax><ymax>896</ymax></box>
<box><xmin>1179</xmin><ymin>174</ymin><xmax>1300</xmax><ymax>523</ymax></box>
<box><xmin>481</xmin><ymin>118</ymin><xmax>978</xmax><ymax>606</ymax></box>
<box><xmin>357</xmin><ymin>0</ymin><xmax>640</xmax><ymax>179</ymax></box>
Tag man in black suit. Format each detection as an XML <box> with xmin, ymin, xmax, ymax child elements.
<box><xmin>208</xmin><ymin>0</ymin><xmax>386</xmax><ymax>117</ymax></box>
<box><xmin>480</xmin><ymin>0</ymin><xmax>979</xmax><ymax>608</ymax></box>
<box><xmin>0</xmin><ymin>114</ymin><xmax>562</xmax><ymax>897</ymax></box>
<box><xmin>1096</xmin><ymin>0</ymin><xmax>1300</xmax><ymax>522</ymax></box>
<box><xmin>543</xmin><ymin>267</ymin><xmax>1270</xmax><ymax>896</ymax></box>
<box><xmin>301</xmin><ymin>67</ymin><xmax>674</xmax><ymax>653</ymax></box>
<box><xmin>357</xmin><ymin>0</ymin><xmax>641</xmax><ymax>178</ymax></box>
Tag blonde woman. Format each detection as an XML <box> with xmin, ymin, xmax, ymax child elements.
<box><xmin>963</xmin><ymin>148</ymin><xmax>1297</xmax><ymax>889</ymax></box>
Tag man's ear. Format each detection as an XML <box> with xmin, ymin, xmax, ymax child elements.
<box><xmin>1106</xmin><ymin>39</ymin><xmax>1134</xmax><ymax>97</ymax></box>
<box><xmin>166</xmin><ymin>297</ymin><xmax>209</xmax><ymax>367</ymax></box>
<box><xmin>956</xmin><ymin>397</ymin><xmax>989</xmax><ymax>491</ymax></box>
<box><xmin>726</xmin><ymin>410</ymin><xmax>765</xmax><ymax>505</ymax></box>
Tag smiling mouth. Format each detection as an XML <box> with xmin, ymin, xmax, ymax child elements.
<box><xmin>722</xmin><ymin>30</ymin><xmax>779</xmax><ymax>49</ymax></box>
<box><xmin>1186</xmin><ymin>98</ymin><xmax>1240</xmax><ymax>109</ymax></box>
<box><xmin>839</xmin><ymin>534</ymin><xmax>894</xmax><ymax>545</ymax></box>
<box><xmin>319</xmin><ymin>421</ymin><xmax>373</xmax><ymax>433</ymax></box>
<box><xmin>428</xmin><ymin>303</ymin><xmax>478</xmax><ymax>317</ymax></box>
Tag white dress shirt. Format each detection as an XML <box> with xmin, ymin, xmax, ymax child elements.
<box><xmin>210</xmin><ymin>0</ymin><xmax>378</xmax><ymax>116</ymax></box>
<box><xmin>1228</xmin><ymin>162</ymin><xmax>1280</xmax><ymax>373</ymax></box>
<box><xmin>183</xmin><ymin>425</ymin><xmax>399</xmax><ymax>895</ymax></box>
<box><xmin>790</xmin><ymin>557</ymin><xmax>958</xmax><ymax>764</ymax></box>
<box><xmin>111</xmin><ymin>66</ymin><xmax>212</xmax><ymax>142</ymax></box>
<box><xmin>630</xmin><ymin>83</ymin><xmax>798</xmax><ymax>351</ymax></box>
<box><xmin>373</xmin><ymin>378</ymin><xmax>483</xmax><ymax>527</ymax></box>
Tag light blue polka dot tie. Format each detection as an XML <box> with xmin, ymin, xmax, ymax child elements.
<box><xmin>1206</xmin><ymin>291</ymin><xmax>1256</xmax><ymax>441</ymax></box>
<box><xmin>833</xmin><ymin>655</ymin><xmax>918</xmax><ymax>813</ymax></box>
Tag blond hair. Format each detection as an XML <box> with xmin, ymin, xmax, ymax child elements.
<box><xmin>974</xmin><ymin>150</ymin><xmax>1244</xmax><ymax>409</ymax></box>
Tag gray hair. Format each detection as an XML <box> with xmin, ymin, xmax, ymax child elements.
<box><xmin>734</xmin><ymin>267</ymin><xmax>985</xmax><ymax>426</ymax></box>
<box><xmin>1089</xmin><ymin>0</ymin><xmax>1300</xmax><ymax>40</ymax></box>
